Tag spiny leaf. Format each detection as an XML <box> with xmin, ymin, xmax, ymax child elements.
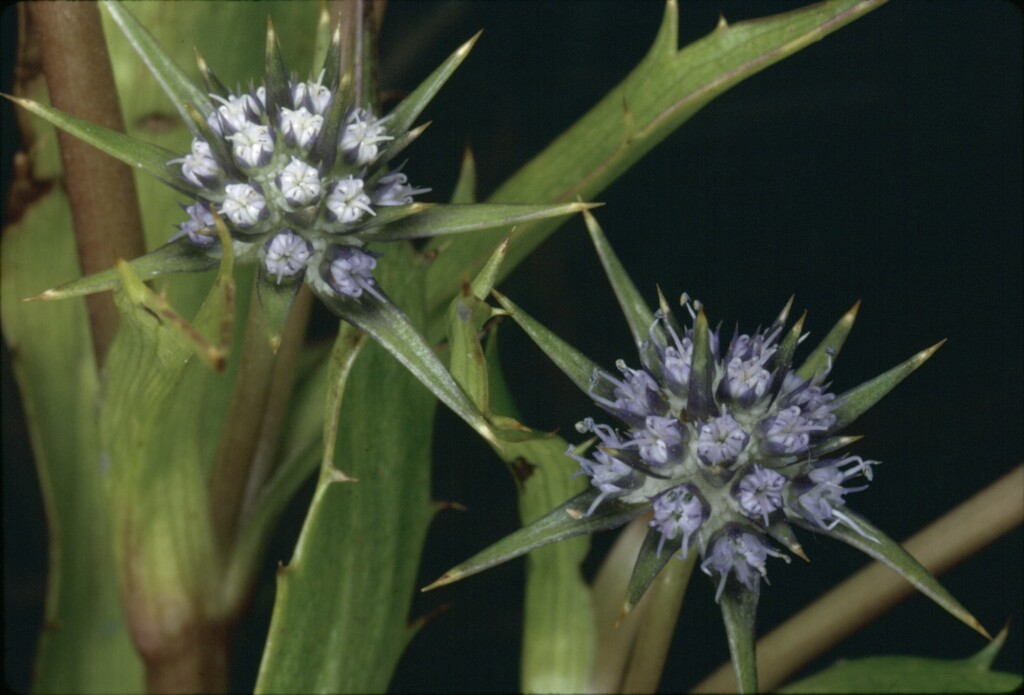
<box><xmin>832</xmin><ymin>340</ymin><xmax>945</xmax><ymax>428</ymax></box>
<box><xmin>492</xmin><ymin>290</ymin><xmax>603</xmax><ymax>396</ymax></box>
<box><xmin>795</xmin><ymin>508</ymin><xmax>991</xmax><ymax>639</ymax></box>
<box><xmin>357</xmin><ymin>202</ymin><xmax>595</xmax><ymax>242</ymax></box>
<box><xmin>623</xmin><ymin>527</ymin><xmax>679</xmax><ymax>614</ymax></box>
<box><xmin>796</xmin><ymin>300</ymin><xmax>860</xmax><ymax>382</ymax></box>
<box><xmin>584</xmin><ymin>209</ymin><xmax>656</xmax><ymax>351</ymax></box>
<box><xmin>103</xmin><ymin>1</ymin><xmax>214</xmax><ymax>128</ymax></box>
<box><xmin>264</xmin><ymin>17</ymin><xmax>291</xmax><ymax>116</ymax></box>
<box><xmin>382</xmin><ymin>31</ymin><xmax>481</xmax><ymax>151</ymax></box>
<box><xmin>27</xmin><ymin>237</ymin><xmax>220</xmax><ymax>302</ymax></box>
<box><xmin>687</xmin><ymin>309</ymin><xmax>717</xmax><ymax>420</ymax></box>
<box><xmin>450</xmin><ymin>145</ymin><xmax>478</xmax><ymax>205</ymax></box>
<box><xmin>423</xmin><ymin>489</ymin><xmax>647</xmax><ymax>591</ymax></box>
<box><xmin>5</xmin><ymin>95</ymin><xmax>195</xmax><ymax>195</ymax></box>
<box><xmin>780</xmin><ymin>627</ymin><xmax>1020</xmax><ymax>693</ymax></box>
<box><xmin>320</xmin><ymin>289</ymin><xmax>498</xmax><ymax>447</ymax></box>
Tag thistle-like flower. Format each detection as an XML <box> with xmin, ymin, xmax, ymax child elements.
<box><xmin>424</xmin><ymin>213</ymin><xmax>989</xmax><ymax>692</ymax></box>
<box><xmin>15</xmin><ymin>3</ymin><xmax>587</xmax><ymax>353</ymax></box>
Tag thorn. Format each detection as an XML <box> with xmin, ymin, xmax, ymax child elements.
<box><xmin>325</xmin><ymin>467</ymin><xmax>357</xmax><ymax>484</ymax></box>
<box><xmin>421</xmin><ymin>571</ymin><xmax>458</xmax><ymax>593</ymax></box>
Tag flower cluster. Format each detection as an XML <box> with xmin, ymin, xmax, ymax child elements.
<box><xmin>569</xmin><ymin>295</ymin><xmax>881</xmax><ymax>600</ymax></box>
<box><xmin>171</xmin><ymin>69</ymin><xmax>428</xmax><ymax>300</ymax></box>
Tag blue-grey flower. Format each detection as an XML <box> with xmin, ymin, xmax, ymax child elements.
<box><xmin>425</xmin><ymin>214</ymin><xmax>989</xmax><ymax>692</ymax></box>
<box><xmin>17</xmin><ymin>3</ymin><xmax>591</xmax><ymax>354</ymax></box>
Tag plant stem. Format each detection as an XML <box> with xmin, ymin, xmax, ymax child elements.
<box><xmin>691</xmin><ymin>464</ymin><xmax>1024</xmax><ymax>693</ymax></box>
<box><xmin>139</xmin><ymin>621</ymin><xmax>229</xmax><ymax>694</ymax></box>
<box><xmin>209</xmin><ymin>284</ymin><xmax>310</xmax><ymax>557</ymax></box>
<box><xmin>27</xmin><ymin>2</ymin><xmax>145</xmax><ymax>367</ymax></box>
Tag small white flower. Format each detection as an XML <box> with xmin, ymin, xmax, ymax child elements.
<box><xmin>173</xmin><ymin>138</ymin><xmax>222</xmax><ymax>187</ymax></box>
<box><xmin>372</xmin><ymin>170</ymin><xmax>431</xmax><ymax>206</ymax></box>
<box><xmin>228</xmin><ymin>123</ymin><xmax>274</xmax><ymax>168</ymax></box>
<box><xmin>293</xmin><ymin>70</ymin><xmax>332</xmax><ymax>114</ymax></box>
<box><xmin>220</xmin><ymin>183</ymin><xmax>267</xmax><ymax>228</ymax></box>
<box><xmin>278</xmin><ymin>106</ymin><xmax>324</xmax><ymax>150</ymax></box>
<box><xmin>264</xmin><ymin>231</ymin><xmax>312</xmax><ymax>283</ymax></box>
<box><xmin>340</xmin><ymin>109</ymin><xmax>392</xmax><ymax>166</ymax></box>
<box><xmin>325</xmin><ymin>176</ymin><xmax>375</xmax><ymax>225</ymax></box>
<box><xmin>209</xmin><ymin>92</ymin><xmax>261</xmax><ymax>134</ymax></box>
<box><xmin>277</xmin><ymin>157</ymin><xmax>321</xmax><ymax>207</ymax></box>
<box><xmin>176</xmin><ymin>201</ymin><xmax>217</xmax><ymax>247</ymax></box>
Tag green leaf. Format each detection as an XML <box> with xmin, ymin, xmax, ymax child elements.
<box><xmin>255</xmin><ymin>251</ymin><xmax>436</xmax><ymax>693</ymax></box>
<box><xmin>5</xmin><ymin>94</ymin><xmax>195</xmax><ymax>195</ymax></box>
<box><xmin>255</xmin><ymin>269</ymin><xmax>302</xmax><ymax>354</ymax></box>
<box><xmin>29</xmin><ymin>237</ymin><xmax>220</xmax><ymax>302</ymax></box>
<box><xmin>780</xmin><ymin>628</ymin><xmax>1022</xmax><ymax>693</ymax></box>
<box><xmin>796</xmin><ymin>300</ymin><xmax>860</xmax><ymax>382</ymax></box>
<box><xmin>450</xmin><ymin>145</ymin><xmax>478</xmax><ymax>204</ymax></box>
<box><xmin>423</xmin><ymin>490</ymin><xmax>647</xmax><ymax>591</ymax></box>
<box><xmin>424</xmin><ymin>0</ymin><xmax>888</xmax><ymax>318</ymax></box>
<box><xmin>687</xmin><ymin>308</ymin><xmax>717</xmax><ymax>420</ymax></box>
<box><xmin>319</xmin><ymin>275</ymin><xmax>498</xmax><ymax>447</ymax></box>
<box><xmin>445</xmin><ymin>239</ymin><xmax>508</xmax><ymax>413</ymax></box>
<box><xmin>1</xmin><ymin>188</ymin><xmax>145</xmax><ymax>692</ymax></box>
<box><xmin>493</xmin><ymin>290</ymin><xmax>603</xmax><ymax>396</ymax></box>
<box><xmin>624</xmin><ymin>528</ymin><xmax>679</xmax><ymax>613</ymax></box>
<box><xmin>794</xmin><ymin>509</ymin><xmax>990</xmax><ymax>639</ymax></box>
<box><xmin>102</xmin><ymin>1</ymin><xmax>214</xmax><ymax>127</ymax></box>
<box><xmin>263</xmin><ymin>18</ymin><xmax>292</xmax><ymax>116</ymax></box>
<box><xmin>584</xmin><ymin>209</ymin><xmax>656</xmax><ymax>351</ymax></box>
<box><xmin>471</xmin><ymin>327</ymin><xmax>598</xmax><ymax>692</ymax></box>
<box><xmin>382</xmin><ymin>31</ymin><xmax>481</xmax><ymax>154</ymax></box>
<box><xmin>719</xmin><ymin>586</ymin><xmax>761</xmax><ymax>694</ymax></box>
<box><xmin>356</xmin><ymin>201</ymin><xmax>594</xmax><ymax>242</ymax></box>
<box><xmin>831</xmin><ymin>340</ymin><xmax>945</xmax><ymax>429</ymax></box>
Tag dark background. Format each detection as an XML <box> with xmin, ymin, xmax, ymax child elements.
<box><xmin>4</xmin><ymin>1</ymin><xmax>1021</xmax><ymax>692</ymax></box>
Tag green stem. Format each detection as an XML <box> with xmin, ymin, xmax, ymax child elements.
<box><xmin>692</xmin><ymin>464</ymin><xmax>1024</xmax><ymax>693</ymax></box>
<box><xmin>209</xmin><ymin>283</ymin><xmax>310</xmax><ymax>558</ymax></box>
<box><xmin>27</xmin><ymin>2</ymin><xmax>145</xmax><ymax>367</ymax></box>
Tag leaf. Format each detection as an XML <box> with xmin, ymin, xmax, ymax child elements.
<box><xmin>5</xmin><ymin>94</ymin><xmax>195</xmax><ymax>195</ymax></box>
<box><xmin>780</xmin><ymin>627</ymin><xmax>1022</xmax><ymax>693</ymax></box>
<box><xmin>450</xmin><ymin>145</ymin><xmax>478</xmax><ymax>204</ymax></box>
<box><xmin>356</xmin><ymin>201</ymin><xmax>595</xmax><ymax>241</ymax></box>
<box><xmin>1</xmin><ymin>187</ymin><xmax>145</xmax><ymax>692</ymax></box>
<box><xmin>687</xmin><ymin>308</ymin><xmax>717</xmax><ymax>420</ymax></box>
<box><xmin>423</xmin><ymin>490</ymin><xmax>647</xmax><ymax>591</ymax></box>
<box><xmin>795</xmin><ymin>508</ymin><xmax>990</xmax><ymax>639</ymax></box>
<box><xmin>492</xmin><ymin>290</ymin><xmax>603</xmax><ymax>396</ymax></box>
<box><xmin>624</xmin><ymin>528</ymin><xmax>680</xmax><ymax>613</ymax></box>
<box><xmin>831</xmin><ymin>340</ymin><xmax>945</xmax><ymax>429</ymax></box>
<box><xmin>584</xmin><ymin>209</ymin><xmax>656</xmax><ymax>351</ymax></box>
<box><xmin>424</xmin><ymin>0</ymin><xmax>888</xmax><ymax>318</ymax></box>
<box><xmin>102</xmin><ymin>1</ymin><xmax>215</xmax><ymax>128</ymax></box>
<box><xmin>445</xmin><ymin>239</ymin><xmax>507</xmax><ymax>413</ymax></box>
<box><xmin>719</xmin><ymin>585</ymin><xmax>761</xmax><ymax>694</ymax></box>
<box><xmin>483</xmin><ymin>328</ymin><xmax>596</xmax><ymax>693</ymax></box>
<box><xmin>381</xmin><ymin>31</ymin><xmax>481</xmax><ymax>155</ymax></box>
<box><xmin>796</xmin><ymin>300</ymin><xmax>860</xmax><ymax>382</ymax></box>
<box><xmin>255</xmin><ymin>249</ymin><xmax>436</xmax><ymax>693</ymax></box>
<box><xmin>30</xmin><ymin>237</ymin><xmax>220</xmax><ymax>301</ymax></box>
<box><xmin>255</xmin><ymin>268</ymin><xmax>302</xmax><ymax>354</ymax></box>
<box><xmin>319</xmin><ymin>277</ymin><xmax>498</xmax><ymax>447</ymax></box>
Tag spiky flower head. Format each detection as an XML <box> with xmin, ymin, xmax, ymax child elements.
<box><xmin>17</xmin><ymin>3</ymin><xmax>587</xmax><ymax>352</ymax></box>
<box><xmin>425</xmin><ymin>213</ymin><xmax>988</xmax><ymax>692</ymax></box>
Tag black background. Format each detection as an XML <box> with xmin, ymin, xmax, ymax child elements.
<box><xmin>4</xmin><ymin>1</ymin><xmax>1021</xmax><ymax>692</ymax></box>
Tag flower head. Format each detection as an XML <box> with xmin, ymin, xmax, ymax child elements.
<box><xmin>424</xmin><ymin>215</ymin><xmax>986</xmax><ymax>692</ymax></box>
